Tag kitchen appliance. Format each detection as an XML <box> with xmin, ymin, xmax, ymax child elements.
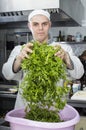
<box><xmin>0</xmin><ymin>0</ymin><xmax>83</xmax><ymax>28</ymax></box>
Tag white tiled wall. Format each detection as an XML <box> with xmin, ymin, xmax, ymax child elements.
<box><xmin>51</xmin><ymin>26</ymin><xmax>86</xmax><ymax>40</ymax></box>
<box><xmin>50</xmin><ymin>27</ymin><xmax>86</xmax><ymax>56</ymax></box>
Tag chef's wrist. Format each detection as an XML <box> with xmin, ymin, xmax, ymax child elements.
<box><xmin>12</xmin><ymin>57</ymin><xmax>22</xmax><ymax>73</ymax></box>
<box><xmin>64</xmin><ymin>53</ymin><xmax>74</xmax><ymax>70</ymax></box>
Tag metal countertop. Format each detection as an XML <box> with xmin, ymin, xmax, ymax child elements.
<box><xmin>0</xmin><ymin>126</ymin><xmax>10</xmax><ymax>130</ymax></box>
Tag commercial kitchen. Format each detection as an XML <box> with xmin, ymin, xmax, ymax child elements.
<box><xmin>0</xmin><ymin>0</ymin><xmax>86</xmax><ymax>130</ymax></box>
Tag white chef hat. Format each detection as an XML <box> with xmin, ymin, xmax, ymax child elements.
<box><xmin>28</xmin><ymin>9</ymin><xmax>50</xmax><ymax>22</ymax></box>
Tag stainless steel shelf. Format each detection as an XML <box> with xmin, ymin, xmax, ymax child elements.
<box><xmin>67</xmin><ymin>99</ymin><xmax>86</xmax><ymax>108</ymax></box>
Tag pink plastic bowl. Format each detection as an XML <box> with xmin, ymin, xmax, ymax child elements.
<box><xmin>5</xmin><ymin>104</ymin><xmax>80</xmax><ymax>130</ymax></box>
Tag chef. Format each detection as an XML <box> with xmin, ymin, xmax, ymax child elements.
<box><xmin>2</xmin><ymin>9</ymin><xmax>84</xmax><ymax>108</ymax></box>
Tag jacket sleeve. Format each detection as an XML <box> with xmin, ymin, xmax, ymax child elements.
<box><xmin>62</xmin><ymin>44</ymin><xmax>84</xmax><ymax>79</ymax></box>
<box><xmin>2</xmin><ymin>45</ymin><xmax>23</xmax><ymax>81</ymax></box>
<box><xmin>67</xmin><ymin>55</ymin><xmax>84</xmax><ymax>79</ymax></box>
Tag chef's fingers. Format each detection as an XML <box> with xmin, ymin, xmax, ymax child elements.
<box><xmin>55</xmin><ymin>48</ymin><xmax>66</xmax><ymax>60</ymax></box>
<box><xmin>54</xmin><ymin>45</ymin><xmax>61</xmax><ymax>51</ymax></box>
<box><xmin>17</xmin><ymin>43</ymin><xmax>32</xmax><ymax>60</ymax></box>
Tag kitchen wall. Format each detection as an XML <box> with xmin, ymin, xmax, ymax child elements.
<box><xmin>51</xmin><ymin>26</ymin><xmax>86</xmax><ymax>41</ymax></box>
<box><xmin>50</xmin><ymin>26</ymin><xmax>86</xmax><ymax>56</ymax></box>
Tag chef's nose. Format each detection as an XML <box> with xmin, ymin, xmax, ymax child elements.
<box><xmin>39</xmin><ymin>24</ymin><xmax>43</xmax><ymax>30</ymax></box>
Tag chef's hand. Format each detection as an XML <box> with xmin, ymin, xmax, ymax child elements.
<box><xmin>13</xmin><ymin>42</ymin><xmax>33</xmax><ymax>73</ymax></box>
<box><xmin>54</xmin><ymin>45</ymin><xmax>74</xmax><ymax>70</ymax></box>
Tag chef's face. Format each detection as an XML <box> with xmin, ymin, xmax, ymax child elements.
<box><xmin>28</xmin><ymin>15</ymin><xmax>51</xmax><ymax>43</ymax></box>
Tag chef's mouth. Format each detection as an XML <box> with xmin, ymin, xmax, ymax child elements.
<box><xmin>38</xmin><ymin>32</ymin><xmax>44</xmax><ymax>35</ymax></box>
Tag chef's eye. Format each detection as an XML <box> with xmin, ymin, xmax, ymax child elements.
<box><xmin>43</xmin><ymin>22</ymin><xmax>48</xmax><ymax>26</ymax></box>
<box><xmin>33</xmin><ymin>23</ymin><xmax>38</xmax><ymax>26</ymax></box>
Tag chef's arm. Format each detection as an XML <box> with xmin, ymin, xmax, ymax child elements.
<box><xmin>13</xmin><ymin>42</ymin><xmax>33</xmax><ymax>73</ymax></box>
<box><xmin>13</xmin><ymin>56</ymin><xmax>22</xmax><ymax>73</ymax></box>
<box><xmin>54</xmin><ymin>46</ymin><xmax>74</xmax><ymax>70</ymax></box>
<box><xmin>2</xmin><ymin>46</ymin><xmax>23</xmax><ymax>81</ymax></box>
<box><xmin>63</xmin><ymin>52</ymin><xmax>74</xmax><ymax>70</ymax></box>
<box><xmin>67</xmin><ymin>55</ymin><xmax>84</xmax><ymax>79</ymax></box>
<box><xmin>54</xmin><ymin>45</ymin><xmax>84</xmax><ymax>79</ymax></box>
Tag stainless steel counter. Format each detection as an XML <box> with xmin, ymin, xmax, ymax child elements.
<box><xmin>0</xmin><ymin>126</ymin><xmax>10</xmax><ymax>130</ymax></box>
<box><xmin>67</xmin><ymin>99</ymin><xmax>86</xmax><ymax>108</ymax></box>
<box><xmin>0</xmin><ymin>87</ymin><xmax>17</xmax><ymax>125</ymax></box>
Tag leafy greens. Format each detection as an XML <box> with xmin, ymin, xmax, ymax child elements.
<box><xmin>20</xmin><ymin>41</ymin><xmax>69</xmax><ymax>122</ymax></box>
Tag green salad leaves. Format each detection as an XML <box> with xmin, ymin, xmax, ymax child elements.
<box><xmin>20</xmin><ymin>41</ymin><xmax>69</xmax><ymax>122</ymax></box>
